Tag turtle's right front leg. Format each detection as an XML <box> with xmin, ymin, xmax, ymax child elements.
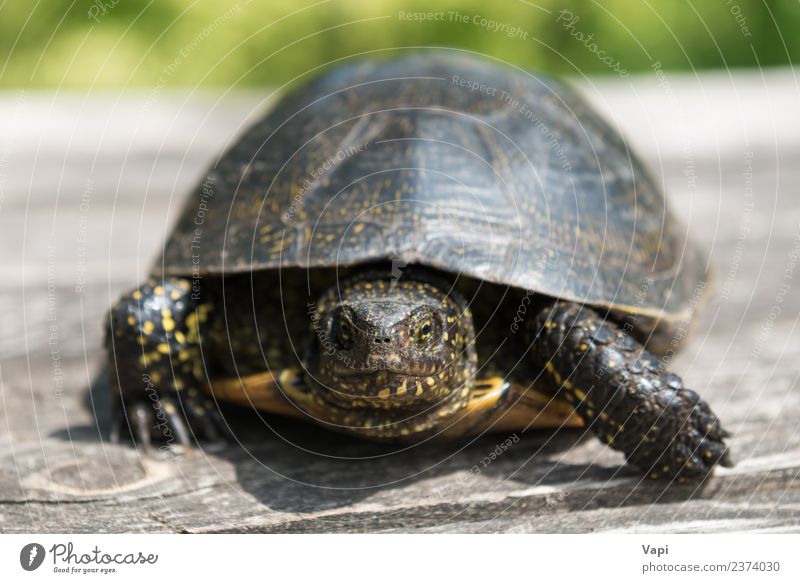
<box><xmin>105</xmin><ymin>277</ymin><xmax>229</xmax><ymax>448</ymax></box>
<box><xmin>529</xmin><ymin>301</ymin><xmax>731</xmax><ymax>480</ymax></box>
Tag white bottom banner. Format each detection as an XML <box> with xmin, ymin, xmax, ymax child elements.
<box><xmin>0</xmin><ymin>534</ymin><xmax>796</xmax><ymax>582</ymax></box>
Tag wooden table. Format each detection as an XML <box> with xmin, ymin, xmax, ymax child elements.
<box><xmin>2</xmin><ymin>70</ymin><xmax>800</xmax><ymax>533</ymax></box>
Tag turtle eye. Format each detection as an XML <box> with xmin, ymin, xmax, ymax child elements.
<box><xmin>335</xmin><ymin>316</ymin><xmax>355</xmax><ymax>350</ymax></box>
<box><xmin>414</xmin><ymin>320</ymin><xmax>434</xmax><ymax>345</ymax></box>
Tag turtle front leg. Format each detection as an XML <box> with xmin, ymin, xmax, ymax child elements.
<box><xmin>105</xmin><ymin>277</ymin><xmax>230</xmax><ymax>448</ymax></box>
<box><xmin>530</xmin><ymin>301</ymin><xmax>732</xmax><ymax>480</ymax></box>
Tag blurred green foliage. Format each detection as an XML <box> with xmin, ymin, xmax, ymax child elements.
<box><xmin>0</xmin><ymin>0</ymin><xmax>796</xmax><ymax>89</ymax></box>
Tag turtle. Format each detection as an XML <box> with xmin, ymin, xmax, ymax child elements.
<box><xmin>105</xmin><ymin>51</ymin><xmax>732</xmax><ymax>480</ymax></box>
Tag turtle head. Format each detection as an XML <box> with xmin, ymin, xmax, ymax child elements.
<box><xmin>306</xmin><ymin>270</ymin><xmax>477</xmax><ymax>412</ymax></box>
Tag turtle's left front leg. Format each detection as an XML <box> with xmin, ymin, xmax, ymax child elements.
<box><xmin>106</xmin><ymin>277</ymin><xmax>230</xmax><ymax>448</ymax></box>
<box><xmin>529</xmin><ymin>301</ymin><xmax>732</xmax><ymax>480</ymax></box>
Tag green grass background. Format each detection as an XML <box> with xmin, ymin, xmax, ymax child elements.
<box><xmin>1</xmin><ymin>0</ymin><xmax>796</xmax><ymax>89</ymax></box>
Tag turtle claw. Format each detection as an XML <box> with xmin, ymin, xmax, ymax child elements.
<box><xmin>160</xmin><ymin>398</ymin><xmax>192</xmax><ymax>447</ymax></box>
<box><xmin>113</xmin><ymin>393</ymin><xmax>232</xmax><ymax>450</ymax></box>
<box><xmin>631</xmin><ymin>402</ymin><xmax>733</xmax><ymax>481</ymax></box>
<box><xmin>165</xmin><ymin>394</ymin><xmax>233</xmax><ymax>447</ymax></box>
<box><xmin>109</xmin><ymin>414</ymin><xmax>121</xmax><ymax>444</ymax></box>
<box><xmin>130</xmin><ymin>402</ymin><xmax>154</xmax><ymax>450</ymax></box>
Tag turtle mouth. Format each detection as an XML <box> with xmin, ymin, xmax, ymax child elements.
<box><xmin>314</xmin><ymin>367</ymin><xmax>456</xmax><ymax>410</ymax></box>
<box><xmin>330</xmin><ymin>362</ymin><xmax>440</xmax><ymax>378</ymax></box>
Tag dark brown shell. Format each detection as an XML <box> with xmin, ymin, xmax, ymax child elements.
<box><xmin>159</xmin><ymin>51</ymin><xmax>707</xmax><ymax>323</ymax></box>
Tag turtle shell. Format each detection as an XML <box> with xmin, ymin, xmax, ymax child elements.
<box><xmin>159</xmin><ymin>51</ymin><xmax>707</xmax><ymax>324</ymax></box>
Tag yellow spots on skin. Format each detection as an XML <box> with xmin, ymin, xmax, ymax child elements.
<box><xmin>164</xmin><ymin>401</ymin><xmax>176</xmax><ymax>414</ymax></box>
<box><xmin>415</xmin><ymin>381</ymin><xmax>424</xmax><ymax>396</ymax></box>
<box><xmin>378</xmin><ymin>388</ymin><xmax>391</xmax><ymax>399</ymax></box>
<box><xmin>544</xmin><ymin>361</ymin><xmax>562</xmax><ymax>385</ymax></box>
<box><xmin>150</xmin><ymin>371</ymin><xmax>161</xmax><ymax>383</ymax></box>
<box><xmin>574</xmin><ymin>389</ymin><xmax>586</xmax><ymax>400</ymax></box>
<box><xmin>162</xmin><ymin>318</ymin><xmax>175</xmax><ymax>332</ymax></box>
<box><xmin>154</xmin><ymin>286</ymin><xmax>164</xmax><ymax>296</ymax></box>
<box><xmin>170</xmin><ymin>290</ymin><xmax>182</xmax><ymax>301</ymax></box>
<box><xmin>142</xmin><ymin>321</ymin><xmax>155</xmax><ymax>335</ymax></box>
<box><xmin>127</xmin><ymin>315</ymin><xmax>136</xmax><ymax>326</ymax></box>
<box><xmin>139</xmin><ymin>354</ymin><xmax>150</xmax><ymax>367</ymax></box>
<box><xmin>397</xmin><ymin>380</ymin><xmax>407</xmax><ymax>396</ymax></box>
<box><xmin>132</xmin><ymin>290</ymin><xmax>143</xmax><ymax>300</ymax></box>
<box><xmin>425</xmin><ymin>376</ymin><xmax>436</xmax><ymax>387</ymax></box>
<box><xmin>156</xmin><ymin>343</ymin><xmax>171</xmax><ymax>354</ymax></box>
<box><xmin>579</xmin><ymin>343</ymin><xmax>588</xmax><ymax>351</ymax></box>
<box><xmin>353</xmin><ymin>223</ymin><xmax>365</xmax><ymax>234</ymax></box>
<box><xmin>174</xmin><ymin>330</ymin><xmax>186</xmax><ymax>344</ymax></box>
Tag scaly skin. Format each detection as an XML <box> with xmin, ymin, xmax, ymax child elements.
<box><xmin>106</xmin><ymin>272</ymin><xmax>732</xmax><ymax>479</ymax></box>
<box><xmin>529</xmin><ymin>301</ymin><xmax>732</xmax><ymax>480</ymax></box>
<box><xmin>105</xmin><ymin>277</ymin><xmax>229</xmax><ymax>447</ymax></box>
